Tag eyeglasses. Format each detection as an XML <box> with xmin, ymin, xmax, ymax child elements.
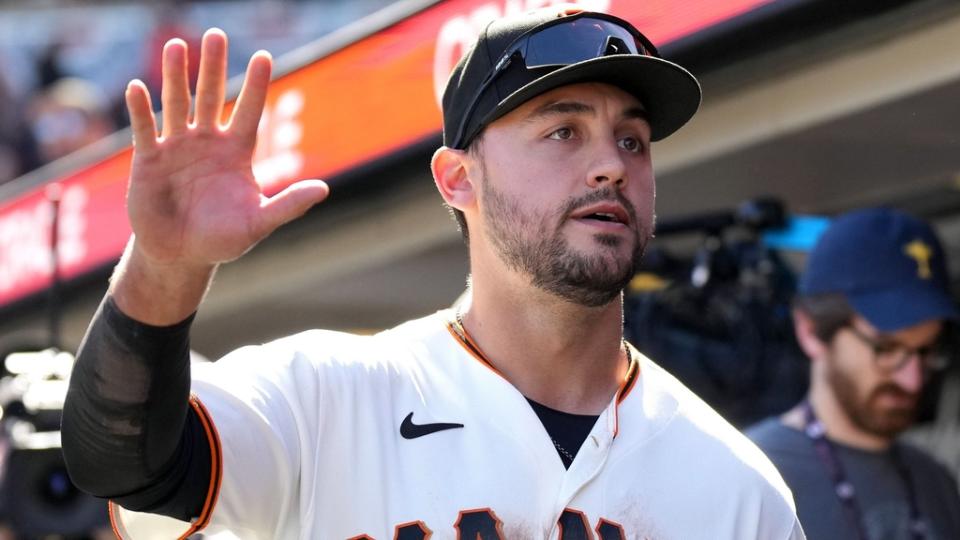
<box><xmin>844</xmin><ymin>325</ymin><xmax>951</xmax><ymax>373</ymax></box>
<box><xmin>453</xmin><ymin>13</ymin><xmax>659</xmax><ymax>148</ymax></box>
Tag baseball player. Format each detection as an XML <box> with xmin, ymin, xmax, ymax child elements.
<box><xmin>61</xmin><ymin>7</ymin><xmax>805</xmax><ymax>539</ymax></box>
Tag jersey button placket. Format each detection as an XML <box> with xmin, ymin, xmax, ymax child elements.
<box><xmin>553</xmin><ymin>410</ymin><xmax>615</xmax><ymax>521</ymax></box>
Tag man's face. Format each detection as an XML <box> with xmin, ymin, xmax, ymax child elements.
<box><xmin>469</xmin><ymin>82</ymin><xmax>655</xmax><ymax>307</ymax></box>
<box><xmin>825</xmin><ymin>316</ymin><xmax>943</xmax><ymax>439</ymax></box>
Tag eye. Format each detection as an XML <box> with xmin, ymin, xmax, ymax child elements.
<box><xmin>872</xmin><ymin>342</ymin><xmax>901</xmax><ymax>357</ymax></box>
<box><xmin>547</xmin><ymin>127</ymin><xmax>574</xmax><ymax>140</ymax></box>
<box><xmin>618</xmin><ymin>136</ymin><xmax>644</xmax><ymax>153</ymax></box>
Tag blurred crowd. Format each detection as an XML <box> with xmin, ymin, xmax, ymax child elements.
<box><xmin>0</xmin><ymin>53</ymin><xmax>115</xmax><ymax>184</ymax></box>
<box><xmin>0</xmin><ymin>0</ymin><xmax>395</xmax><ymax>186</ymax></box>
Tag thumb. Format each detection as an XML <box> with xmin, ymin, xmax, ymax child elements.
<box><xmin>258</xmin><ymin>179</ymin><xmax>330</xmax><ymax>234</ymax></box>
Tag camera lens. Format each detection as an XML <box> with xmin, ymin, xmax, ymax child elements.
<box><xmin>41</xmin><ymin>465</ymin><xmax>77</xmax><ymax>504</ymax></box>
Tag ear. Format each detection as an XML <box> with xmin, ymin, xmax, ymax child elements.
<box><xmin>431</xmin><ymin>146</ymin><xmax>476</xmax><ymax>211</ymax></box>
<box><xmin>793</xmin><ymin>307</ymin><xmax>829</xmax><ymax>363</ymax></box>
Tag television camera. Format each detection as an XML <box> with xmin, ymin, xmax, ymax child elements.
<box><xmin>0</xmin><ymin>348</ymin><xmax>108</xmax><ymax>538</ymax></box>
<box><xmin>625</xmin><ymin>198</ymin><xmax>812</xmax><ymax>427</ymax></box>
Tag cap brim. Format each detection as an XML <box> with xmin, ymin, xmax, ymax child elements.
<box><xmin>849</xmin><ymin>285</ymin><xmax>959</xmax><ymax>332</ymax></box>
<box><xmin>485</xmin><ymin>54</ymin><xmax>701</xmax><ymax>141</ymax></box>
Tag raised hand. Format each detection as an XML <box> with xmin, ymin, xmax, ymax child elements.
<box><xmin>125</xmin><ymin>28</ymin><xmax>328</xmax><ymax>267</ymax></box>
<box><xmin>113</xmin><ymin>29</ymin><xmax>328</xmax><ymax>324</ymax></box>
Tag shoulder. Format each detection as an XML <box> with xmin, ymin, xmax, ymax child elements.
<box><xmin>212</xmin><ymin>310</ymin><xmax>453</xmax><ymax>370</ymax></box>
<box><xmin>897</xmin><ymin>440</ymin><xmax>960</xmax><ymax>484</ymax></box>
<box><xmin>192</xmin><ymin>310</ymin><xmax>455</xmax><ymax>395</ymax></box>
<box><xmin>375</xmin><ymin>308</ymin><xmax>458</xmax><ymax>353</ymax></box>
<box><xmin>745</xmin><ymin>416</ymin><xmax>807</xmax><ymax>454</ymax></box>
<box><xmin>628</xmin><ymin>351</ymin><xmax>798</xmax><ymax>505</ymax></box>
<box><xmin>621</xmin><ymin>352</ymin><xmax>802</xmax><ymax>535</ymax></box>
<box><xmin>742</xmin><ymin>416</ymin><xmax>822</xmax><ymax>487</ymax></box>
<box><xmin>636</xmin><ymin>352</ymin><xmax>774</xmax><ymax>458</ymax></box>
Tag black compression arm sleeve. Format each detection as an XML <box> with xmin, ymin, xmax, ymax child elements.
<box><xmin>61</xmin><ymin>296</ymin><xmax>211</xmax><ymax>520</ymax></box>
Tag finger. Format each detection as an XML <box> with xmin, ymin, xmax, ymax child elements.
<box><xmin>125</xmin><ymin>80</ymin><xmax>158</xmax><ymax>153</ymax></box>
<box><xmin>257</xmin><ymin>180</ymin><xmax>330</xmax><ymax>235</ymax></box>
<box><xmin>193</xmin><ymin>28</ymin><xmax>228</xmax><ymax>128</ymax></box>
<box><xmin>229</xmin><ymin>50</ymin><xmax>272</xmax><ymax>141</ymax></box>
<box><xmin>160</xmin><ymin>38</ymin><xmax>191</xmax><ymax>137</ymax></box>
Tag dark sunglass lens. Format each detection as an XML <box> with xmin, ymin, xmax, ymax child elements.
<box><xmin>604</xmin><ymin>36</ymin><xmax>630</xmax><ymax>55</ymax></box>
<box><xmin>523</xmin><ymin>19</ymin><xmax>640</xmax><ymax>68</ymax></box>
<box><xmin>605</xmin><ymin>23</ymin><xmax>647</xmax><ymax>55</ymax></box>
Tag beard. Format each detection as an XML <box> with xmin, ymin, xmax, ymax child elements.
<box><xmin>480</xmin><ymin>177</ymin><xmax>650</xmax><ymax>308</ymax></box>
<box><xmin>826</xmin><ymin>358</ymin><xmax>919</xmax><ymax>439</ymax></box>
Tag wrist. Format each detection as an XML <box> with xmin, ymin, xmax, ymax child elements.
<box><xmin>109</xmin><ymin>237</ymin><xmax>217</xmax><ymax>325</ymax></box>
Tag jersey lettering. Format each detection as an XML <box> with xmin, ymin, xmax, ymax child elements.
<box><xmin>366</xmin><ymin>508</ymin><xmax>624</xmax><ymax>539</ymax></box>
<box><xmin>596</xmin><ymin>519</ymin><xmax>627</xmax><ymax>540</ymax></box>
<box><xmin>558</xmin><ymin>509</ymin><xmax>593</xmax><ymax>539</ymax></box>
<box><xmin>455</xmin><ymin>508</ymin><xmax>505</xmax><ymax>539</ymax></box>
<box><xmin>395</xmin><ymin>521</ymin><xmax>432</xmax><ymax>540</ymax></box>
<box><xmin>556</xmin><ymin>510</ymin><xmax>627</xmax><ymax>540</ymax></box>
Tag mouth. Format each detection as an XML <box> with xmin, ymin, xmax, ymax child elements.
<box><xmin>876</xmin><ymin>390</ymin><xmax>917</xmax><ymax>404</ymax></box>
<box><xmin>584</xmin><ymin>212</ymin><xmax>622</xmax><ymax>223</ymax></box>
<box><xmin>570</xmin><ymin>203</ymin><xmax>630</xmax><ymax>227</ymax></box>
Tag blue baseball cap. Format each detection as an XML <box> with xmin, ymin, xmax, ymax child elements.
<box><xmin>799</xmin><ymin>207</ymin><xmax>958</xmax><ymax>332</ymax></box>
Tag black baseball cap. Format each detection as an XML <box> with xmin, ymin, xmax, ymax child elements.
<box><xmin>441</xmin><ymin>7</ymin><xmax>702</xmax><ymax>149</ymax></box>
<box><xmin>799</xmin><ymin>208</ymin><xmax>958</xmax><ymax>332</ymax></box>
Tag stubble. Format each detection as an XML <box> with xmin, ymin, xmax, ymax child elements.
<box><xmin>480</xmin><ymin>175</ymin><xmax>649</xmax><ymax>308</ymax></box>
<box><xmin>826</xmin><ymin>359</ymin><xmax>918</xmax><ymax>439</ymax></box>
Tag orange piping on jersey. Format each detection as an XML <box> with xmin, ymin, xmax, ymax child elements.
<box><xmin>446</xmin><ymin>321</ymin><xmax>506</xmax><ymax>379</ymax></box>
<box><xmin>448</xmin><ymin>319</ymin><xmax>641</xmax><ymax>436</ymax></box>
<box><xmin>108</xmin><ymin>501</ymin><xmax>121</xmax><ymax>539</ymax></box>
<box><xmin>106</xmin><ymin>396</ymin><xmax>224</xmax><ymax>540</ymax></box>
<box><xmin>182</xmin><ymin>395</ymin><xmax>224</xmax><ymax>537</ymax></box>
<box><xmin>393</xmin><ymin>520</ymin><xmax>433</xmax><ymax>539</ymax></box>
<box><xmin>616</xmin><ymin>349</ymin><xmax>640</xmax><ymax>405</ymax></box>
<box><xmin>612</xmin><ymin>347</ymin><xmax>640</xmax><ymax>437</ymax></box>
<box><xmin>347</xmin><ymin>535</ymin><xmax>375</xmax><ymax>540</ymax></box>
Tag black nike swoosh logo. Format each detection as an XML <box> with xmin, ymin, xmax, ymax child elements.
<box><xmin>400</xmin><ymin>412</ymin><xmax>464</xmax><ymax>439</ymax></box>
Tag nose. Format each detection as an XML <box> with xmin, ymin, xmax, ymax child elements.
<box><xmin>890</xmin><ymin>353</ymin><xmax>925</xmax><ymax>393</ymax></box>
<box><xmin>586</xmin><ymin>137</ymin><xmax>627</xmax><ymax>189</ymax></box>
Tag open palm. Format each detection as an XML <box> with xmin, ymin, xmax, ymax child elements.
<box><xmin>125</xmin><ymin>29</ymin><xmax>328</xmax><ymax>268</ymax></box>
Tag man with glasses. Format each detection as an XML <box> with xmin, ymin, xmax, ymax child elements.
<box><xmin>61</xmin><ymin>7</ymin><xmax>803</xmax><ymax>538</ymax></box>
<box><xmin>747</xmin><ymin>207</ymin><xmax>960</xmax><ymax>540</ymax></box>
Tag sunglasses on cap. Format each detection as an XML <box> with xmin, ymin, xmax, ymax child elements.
<box><xmin>452</xmin><ymin>12</ymin><xmax>660</xmax><ymax>149</ymax></box>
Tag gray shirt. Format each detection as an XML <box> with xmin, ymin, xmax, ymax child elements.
<box><xmin>746</xmin><ymin>418</ymin><xmax>960</xmax><ymax>540</ymax></box>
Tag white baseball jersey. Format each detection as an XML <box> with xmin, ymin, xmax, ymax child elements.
<box><xmin>110</xmin><ymin>309</ymin><xmax>805</xmax><ymax>539</ymax></box>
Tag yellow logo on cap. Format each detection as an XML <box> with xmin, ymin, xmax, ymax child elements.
<box><xmin>904</xmin><ymin>239</ymin><xmax>933</xmax><ymax>279</ymax></box>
